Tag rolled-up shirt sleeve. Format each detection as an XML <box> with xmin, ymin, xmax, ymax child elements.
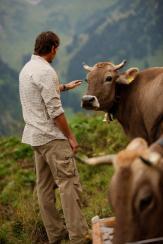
<box><xmin>39</xmin><ymin>70</ymin><xmax>64</xmax><ymax>119</ymax></box>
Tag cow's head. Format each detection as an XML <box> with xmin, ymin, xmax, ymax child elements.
<box><xmin>110</xmin><ymin>138</ymin><xmax>163</xmax><ymax>243</ymax></box>
<box><xmin>81</xmin><ymin>60</ymin><xmax>139</xmax><ymax>112</ymax></box>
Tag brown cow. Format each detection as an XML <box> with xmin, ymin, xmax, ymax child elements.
<box><xmin>81</xmin><ymin>61</ymin><xmax>163</xmax><ymax>242</ymax></box>
<box><xmin>81</xmin><ymin>61</ymin><xmax>163</xmax><ymax>144</ymax></box>
<box><xmin>109</xmin><ymin>137</ymin><xmax>163</xmax><ymax>243</ymax></box>
<box><xmin>84</xmin><ymin>137</ymin><xmax>163</xmax><ymax>243</ymax></box>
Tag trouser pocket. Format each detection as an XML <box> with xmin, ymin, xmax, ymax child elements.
<box><xmin>56</xmin><ymin>157</ymin><xmax>76</xmax><ymax>178</ymax></box>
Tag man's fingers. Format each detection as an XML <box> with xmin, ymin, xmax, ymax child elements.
<box><xmin>75</xmin><ymin>80</ymin><xmax>82</xmax><ymax>85</ymax></box>
<box><xmin>66</xmin><ymin>80</ymin><xmax>82</xmax><ymax>90</ymax></box>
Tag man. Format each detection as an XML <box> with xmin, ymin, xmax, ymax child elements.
<box><xmin>19</xmin><ymin>31</ymin><xmax>89</xmax><ymax>244</ymax></box>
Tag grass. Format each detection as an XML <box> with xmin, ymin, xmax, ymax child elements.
<box><xmin>0</xmin><ymin>113</ymin><xmax>128</xmax><ymax>243</ymax></box>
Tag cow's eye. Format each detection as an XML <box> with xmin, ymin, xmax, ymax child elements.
<box><xmin>105</xmin><ymin>76</ymin><xmax>112</xmax><ymax>82</ymax></box>
<box><xmin>139</xmin><ymin>194</ymin><xmax>153</xmax><ymax>212</ymax></box>
<box><xmin>134</xmin><ymin>186</ymin><xmax>155</xmax><ymax>214</ymax></box>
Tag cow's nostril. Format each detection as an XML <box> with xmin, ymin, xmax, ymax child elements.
<box><xmin>81</xmin><ymin>95</ymin><xmax>100</xmax><ymax>109</ymax></box>
<box><xmin>81</xmin><ymin>95</ymin><xmax>96</xmax><ymax>109</ymax></box>
<box><xmin>89</xmin><ymin>97</ymin><xmax>95</xmax><ymax>102</ymax></box>
<box><xmin>82</xmin><ymin>95</ymin><xmax>95</xmax><ymax>103</ymax></box>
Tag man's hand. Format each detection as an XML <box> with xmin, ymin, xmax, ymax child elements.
<box><xmin>60</xmin><ymin>80</ymin><xmax>82</xmax><ymax>91</ymax></box>
<box><xmin>54</xmin><ymin>113</ymin><xmax>79</xmax><ymax>154</ymax></box>
<box><xmin>68</xmin><ymin>134</ymin><xmax>79</xmax><ymax>154</ymax></box>
<box><xmin>66</xmin><ymin>80</ymin><xmax>82</xmax><ymax>90</ymax></box>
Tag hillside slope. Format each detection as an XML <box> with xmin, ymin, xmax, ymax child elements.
<box><xmin>67</xmin><ymin>0</ymin><xmax>163</xmax><ymax>80</ymax></box>
<box><xmin>0</xmin><ymin>59</ymin><xmax>22</xmax><ymax>135</ymax></box>
<box><xmin>0</xmin><ymin>0</ymin><xmax>115</xmax><ymax>71</ymax></box>
<box><xmin>0</xmin><ymin>0</ymin><xmax>163</xmax><ymax>134</ymax></box>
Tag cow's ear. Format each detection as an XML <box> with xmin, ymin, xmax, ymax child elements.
<box><xmin>126</xmin><ymin>67</ymin><xmax>139</xmax><ymax>84</ymax></box>
<box><xmin>116</xmin><ymin>67</ymin><xmax>139</xmax><ymax>84</ymax></box>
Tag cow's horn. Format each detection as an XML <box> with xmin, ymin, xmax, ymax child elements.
<box><xmin>79</xmin><ymin>154</ymin><xmax>116</xmax><ymax>165</ymax></box>
<box><xmin>83</xmin><ymin>63</ymin><xmax>93</xmax><ymax>72</ymax></box>
<box><xmin>114</xmin><ymin>60</ymin><xmax>127</xmax><ymax>70</ymax></box>
<box><xmin>139</xmin><ymin>156</ymin><xmax>153</xmax><ymax>167</ymax></box>
<box><xmin>140</xmin><ymin>152</ymin><xmax>161</xmax><ymax>167</ymax></box>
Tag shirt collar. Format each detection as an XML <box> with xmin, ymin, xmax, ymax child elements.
<box><xmin>31</xmin><ymin>54</ymin><xmax>50</xmax><ymax>66</ymax></box>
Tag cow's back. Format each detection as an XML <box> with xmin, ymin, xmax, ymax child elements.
<box><xmin>117</xmin><ymin>67</ymin><xmax>163</xmax><ymax>143</ymax></box>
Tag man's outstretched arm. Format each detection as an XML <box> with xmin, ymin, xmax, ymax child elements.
<box><xmin>60</xmin><ymin>80</ymin><xmax>82</xmax><ymax>92</ymax></box>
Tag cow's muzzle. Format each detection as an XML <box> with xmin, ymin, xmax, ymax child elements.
<box><xmin>81</xmin><ymin>95</ymin><xmax>100</xmax><ymax>110</ymax></box>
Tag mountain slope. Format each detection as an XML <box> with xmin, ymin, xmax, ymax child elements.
<box><xmin>0</xmin><ymin>0</ymin><xmax>163</xmax><ymax>135</ymax></box>
<box><xmin>67</xmin><ymin>0</ymin><xmax>163</xmax><ymax>80</ymax></box>
<box><xmin>0</xmin><ymin>59</ymin><xmax>22</xmax><ymax>135</ymax></box>
<box><xmin>0</xmin><ymin>0</ymin><xmax>115</xmax><ymax>72</ymax></box>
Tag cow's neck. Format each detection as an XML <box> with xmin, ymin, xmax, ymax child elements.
<box><xmin>108</xmin><ymin>81</ymin><xmax>157</xmax><ymax>142</ymax></box>
<box><xmin>108</xmin><ymin>84</ymin><xmax>147</xmax><ymax>139</ymax></box>
<box><xmin>108</xmin><ymin>83</ymin><xmax>130</xmax><ymax>121</ymax></box>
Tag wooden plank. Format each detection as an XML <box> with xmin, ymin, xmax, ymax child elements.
<box><xmin>92</xmin><ymin>216</ymin><xmax>115</xmax><ymax>244</ymax></box>
<box><xmin>92</xmin><ymin>216</ymin><xmax>103</xmax><ymax>244</ymax></box>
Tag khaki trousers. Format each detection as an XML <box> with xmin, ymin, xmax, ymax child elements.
<box><xmin>33</xmin><ymin>139</ymin><xmax>88</xmax><ymax>243</ymax></box>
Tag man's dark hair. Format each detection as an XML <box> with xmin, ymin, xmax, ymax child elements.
<box><xmin>34</xmin><ymin>31</ymin><xmax>60</xmax><ymax>55</ymax></box>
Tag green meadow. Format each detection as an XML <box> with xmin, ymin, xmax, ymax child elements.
<box><xmin>0</xmin><ymin>114</ymin><xmax>128</xmax><ymax>243</ymax></box>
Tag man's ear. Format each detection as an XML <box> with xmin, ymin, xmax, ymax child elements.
<box><xmin>51</xmin><ymin>46</ymin><xmax>57</xmax><ymax>54</ymax></box>
<box><xmin>126</xmin><ymin>67</ymin><xmax>139</xmax><ymax>84</ymax></box>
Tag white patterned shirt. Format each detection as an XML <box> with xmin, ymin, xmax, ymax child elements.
<box><xmin>19</xmin><ymin>54</ymin><xmax>66</xmax><ymax>146</ymax></box>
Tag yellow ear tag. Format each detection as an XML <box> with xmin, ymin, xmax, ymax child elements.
<box><xmin>127</xmin><ymin>76</ymin><xmax>134</xmax><ymax>84</ymax></box>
